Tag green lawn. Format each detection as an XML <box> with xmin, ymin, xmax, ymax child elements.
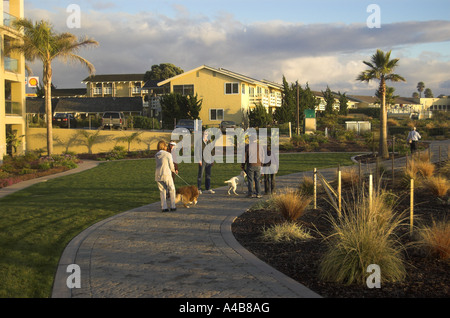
<box><xmin>0</xmin><ymin>152</ymin><xmax>356</xmax><ymax>297</ymax></box>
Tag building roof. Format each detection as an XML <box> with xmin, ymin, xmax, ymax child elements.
<box><xmin>52</xmin><ymin>88</ymin><xmax>87</xmax><ymax>97</ymax></box>
<box><xmin>157</xmin><ymin>65</ymin><xmax>282</xmax><ymax>90</ymax></box>
<box><xmin>81</xmin><ymin>74</ymin><xmax>145</xmax><ymax>83</ymax></box>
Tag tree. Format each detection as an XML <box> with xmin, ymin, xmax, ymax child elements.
<box><xmin>322</xmin><ymin>86</ymin><xmax>335</xmax><ymax>114</ymax></box>
<box><xmin>160</xmin><ymin>93</ymin><xmax>202</xmax><ymax>128</ymax></box>
<box><xmin>144</xmin><ymin>63</ymin><xmax>184</xmax><ymax>82</ymax></box>
<box><xmin>10</xmin><ymin>19</ymin><xmax>98</xmax><ymax>155</ymax></box>
<box><xmin>375</xmin><ymin>86</ymin><xmax>399</xmax><ymax>109</ymax></box>
<box><xmin>248</xmin><ymin>103</ymin><xmax>272</xmax><ymax>128</ymax></box>
<box><xmin>274</xmin><ymin>76</ymin><xmax>296</xmax><ymax>124</ymax></box>
<box><xmin>412</xmin><ymin>92</ymin><xmax>419</xmax><ymax>98</ymax></box>
<box><xmin>417</xmin><ymin>82</ymin><xmax>425</xmax><ymax>98</ymax></box>
<box><xmin>424</xmin><ymin>88</ymin><xmax>434</xmax><ymax>98</ymax></box>
<box><xmin>357</xmin><ymin>49</ymin><xmax>405</xmax><ymax>159</ymax></box>
<box><xmin>338</xmin><ymin>92</ymin><xmax>349</xmax><ymax>115</ymax></box>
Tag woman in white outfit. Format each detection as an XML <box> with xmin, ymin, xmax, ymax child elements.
<box><xmin>155</xmin><ymin>140</ymin><xmax>177</xmax><ymax>212</ymax></box>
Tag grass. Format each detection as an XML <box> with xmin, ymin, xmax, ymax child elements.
<box><xmin>261</xmin><ymin>222</ymin><xmax>313</xmax><ymax>242</ymax></box>
<box><xmin>421</xmin><ymin>175</ymin><xmax>450</xmax><ymax>198</ymax></box>
<box><xmin>271</xmin><ymin>188</ymin><xmax>312</xmax><ymax>222</ymax></box>
<box><xmin>319</xmin><ymin>188</ymin><xmax>407</xmax><ymax>285</ymax></box>
<box><xmin>417</xmin><ymin>219</ymin><xmax>450</xmax><ymax>260</ymax></box>
<box><xmin>0</xmin><ymin>152</ymin><xmax>357</xmax><ymax>297</ymax></box>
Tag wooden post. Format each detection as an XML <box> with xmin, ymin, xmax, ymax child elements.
<box><xmin>410</xmin><ymin>178</ymin><xmax>414</xmax><ymax>236</ymax></box>
<box><xmin>338</xmin><ymin>169</ymin><xmax>341</xmax><ymax>215</ymax></box>
<box><xmin>369</xmin><ymin>174</ymin><xmax>373</xmax><ymax>213</ymax></box>
<box><xmin>288</xmin><ymin>122</ymin><xmax>292</xmax><ymax>139</ymax></box>
<box><xmin>313</xmin><ymin>168</ymin><xmax>317</xmax><ymax>210</ymax></box>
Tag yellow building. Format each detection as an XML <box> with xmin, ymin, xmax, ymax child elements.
<box><xmin>1</xmin><ymin>0</ymin><xmax>26</xmax><ymax>161</ymax></box>
<box><xmin>157</xmin><ymin>65</ymin><xmax>283</xmax><ymax>127</ymax></box>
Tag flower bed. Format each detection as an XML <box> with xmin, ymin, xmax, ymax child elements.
<box><xmin>0</xmin><ymin>152</ymin><xmax>81</xmax><ymax>189</ymax></box>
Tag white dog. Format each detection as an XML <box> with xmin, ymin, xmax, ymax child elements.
<box><xmin>224</xmin><ymin>171</ymin><xmax>247</xmax><ymax>195</ymax></box>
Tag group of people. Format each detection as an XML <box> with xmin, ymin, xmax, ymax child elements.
<box><xmin>154</xmin><ymin>132</ymin><xmax>279</xmax><ymax>212</ymax></box>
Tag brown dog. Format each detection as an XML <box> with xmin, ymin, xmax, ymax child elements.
<box><xmin>175</xmin><ymin>185</ymin><xmax>199</xmax><ymax>208</ymax></box>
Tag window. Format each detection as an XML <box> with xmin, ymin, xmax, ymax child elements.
<box><xmin>173</xmin><ymin>84</ymin><xmax>194</xmax><ymax>96</ymax></box>
<box><xmin>241</xmin><ymin>84</ymin><xmax>246</xmax><ymax>94</ymax></box>
<box><xmin>210</xmin><ymin>109</ymin><xmax>224</xmax><ymax>121</ymax></box>
<box><xmin>225</xmin><ymin>83</ymin><xmax>239</xmax><ymax>95</ymax></box>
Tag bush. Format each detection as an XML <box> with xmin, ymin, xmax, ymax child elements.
<box><xmin>319</xmin><ymin>189</ymin><xmax>406</xmax><ymax>285</ymax></box>
<box><xmin>262</xmin><ymin>222</ymin><xmax>312</xmax><ymax>242</ymax></box>
<box><xmin>421</xmin><ymin>175</ymin><xmax>450</xmax><ymax>198</ymax></box>
<box><xmin>272</xmin><ymin>188</ymin><xmax>312</xmax><ymax>222</ymax></box>
<box><xmin>417</xmin><ymin>219</ymin><xmax>450</xmax><ymax>260</ymax></box>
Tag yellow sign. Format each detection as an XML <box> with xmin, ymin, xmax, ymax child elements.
<box><xmin>28</xmin><ymin>77</ymin><xmax>39</xmax><ymax>88</ymax></box>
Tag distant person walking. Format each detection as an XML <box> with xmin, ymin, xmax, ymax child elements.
<box><xmin>242</xmin><ymin>138</ymin><xmax>262</xmax><ymax>198</ymax></box>
<box><xmin>407</xmin><ymin>127</ymin><xmax>421</xmax><ymax>154</ymax></box>
<box><xmin>197</xmin><ymin>131</ymin><xmax>215</xmax><ymax>194</ymax></box>
<box><xmin>155</xmin><ymin>140</ymin><xmax>177</xmax><ymax>212</ymax></box>
<box><xmin>262</xmin><ymin>146</ymin><xmax>278</xmax><ymax>195</ymax></box>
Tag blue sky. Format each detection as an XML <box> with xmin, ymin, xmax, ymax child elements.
<box><xmin>22</xmin><ymin>0</ymin><xmax>450</xmax><ymax>96</ymax></box>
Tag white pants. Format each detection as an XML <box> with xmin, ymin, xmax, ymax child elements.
<box><xmin>156</xmin><ymin>180</ymin><xmax>176</xmax><ymax>210</ymax></box>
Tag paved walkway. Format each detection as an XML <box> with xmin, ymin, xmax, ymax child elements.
<box><xmin>2</xmin><ymin>140</ymin><xmax>448</xmax><ymax>298</ymax></box>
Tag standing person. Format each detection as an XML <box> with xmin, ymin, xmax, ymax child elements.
<box><xmin>197</xmin><ymin>131</ymin><xmax>215</xmax><ymax>194</ymax></box>
<box><xmin>155</xmin><ymin>140</ymin><xmax>177</xmax><ymax>212</ymax></box>
<box><xmin>166</xmin><ymin>141</ymin><xmax>179</xmax><ymax>201</ymax></box>
<box><xmin>262</xmin><ymin>146</ymin><xmax>278</xmax><ymax>195</ymax></box>
<box><xmin>167</xmin><ymin>141</ymin><xmax>179</xmax><ymax>177</ymax></box>
<box><xmin>241</xmin><ymin>138</ymin><xmax>262</xmax><ymax>198</ymax></box>
<box><xmin>407</xmin><ymin>127</ymin><xmax>421</xmax><ymax>154</ymax></box>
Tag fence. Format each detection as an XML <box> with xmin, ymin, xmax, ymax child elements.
<box><xmin>309</xmin><ymin>143</ymin><xmax>449</xmax><ymax>236</ymax></box>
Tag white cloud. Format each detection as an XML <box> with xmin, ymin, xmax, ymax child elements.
<box><xmin>23</xmin><ymin>7</ymin><xmax>450</xmax><ymax>97</ymax></box>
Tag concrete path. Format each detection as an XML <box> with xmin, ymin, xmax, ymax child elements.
<box><xmin>51</xmin><ymin>169</ymin><xmax>326</xmax><ymax>298</ymax></box>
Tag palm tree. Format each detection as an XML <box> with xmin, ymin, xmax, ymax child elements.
<box><xmin>357</xmin><ymin>49</ymin><xmax>405</xmax><ymax>159</ymax></box>
<box><xmin>9</xmin><ymin>19</ymin><xmax>98</xmax><ymax>155</ymax></box>
<box><xmin>417</xmin><ymin>82</ymin><xmax>425</xmax><ymax>98</ymax></box>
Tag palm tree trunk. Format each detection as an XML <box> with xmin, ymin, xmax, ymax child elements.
<box><xmin>43</xmin><ymin>61</ymin><xmax>53</xmax><ymax>155</ymax></box>
<box><xmin>379</xmin><ymin>78</ymin><xmax>389</xmax><ymax>159</ymax></box>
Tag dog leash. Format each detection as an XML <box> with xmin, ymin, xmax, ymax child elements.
<box><xmin>175</xmin><ymin>173</ymin><xmax>191</xmax><ymax>186</ymax></box>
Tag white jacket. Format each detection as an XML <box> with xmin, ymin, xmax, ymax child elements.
<box><xmin>407</xmin><ymin>130</ymin><xmax>421</xmax><ymax>142</ymax></box>
<box><xmin>155</xmin><ymin>150</ymin><xmax>176</xmax><ymax>182</ymax></box>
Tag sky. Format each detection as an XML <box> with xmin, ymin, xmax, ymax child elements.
<box><xmin>21</xmin><ymin>0</ymin><xmax>450</xmax><ymax>97</ymax></box>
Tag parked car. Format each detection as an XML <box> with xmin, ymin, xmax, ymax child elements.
<box><xmin>102</xmin><ymin>112</ymin><xmax>126</xmax><ymax>130</ymax></box>
<box><xmin>52</xmin><ymin>113</ymin><xmax>77</xmax><ymax>128</ymax></box>
<box><xmin>220</xmin><ymin>120</ymin><xmax>237</xmax><ymax>132</ymax></box>
<box><xmin>175</xmin><ymin>119</ymin><xmax>196</xmax><ymax>132</ymax></box>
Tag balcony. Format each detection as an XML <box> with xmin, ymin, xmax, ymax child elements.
<box><xmin>4</xmin><ymin>56</ymin><xmax>19</xmax><ymax>73</ymax></box>
<box><xmin>3</xmin><ymin>12</ymin><xmax>17</xmax><ymax>27</ymax></box>
<box><xmin>5</xmin><ymin>101</ymin><xmax>23</xmax><ymax>116</ymax></box>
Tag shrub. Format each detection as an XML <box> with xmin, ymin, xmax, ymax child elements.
<box><xmin>417</xmin><ymin>219</ymin><xmax>450</xmax><ymax>260</ymax></box>
<box><xmin>272</xmin><ymin>189</ymin><xmax>312</xmax><ymax>222</ymax></box>
<box><xmin>319</xmin><ymin>189</ymin><xmax>406</xmax><ymax>285</ymax></box>
<box><xmin>262</xmin><ymin>222</ymin><xmax>312</xmax><ymax>242</ymax></box>
<box><xmin>421</xmin><ymin>175</ymin><xmax>450</xmax><ymax>198</ymax></box>
<box><xmin>415</xmin><ymin>160</ymin><xmax>435</xmax><ymax>178</ymax></box>
<box><xmin>340</xmin><ymin>167</ymin><xmax>360</xmax><ymax>186</ymax></box>
<box><xmin>299</xmin><ymin>176</ymin><xmax>314</xmax><ymax>196</ymax></box>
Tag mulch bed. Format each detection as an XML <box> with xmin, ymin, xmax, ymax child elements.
<box><xmin>232</xmin><ymin>170</ymin><xmax>450</xmax><ymax>298</ymax></box>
